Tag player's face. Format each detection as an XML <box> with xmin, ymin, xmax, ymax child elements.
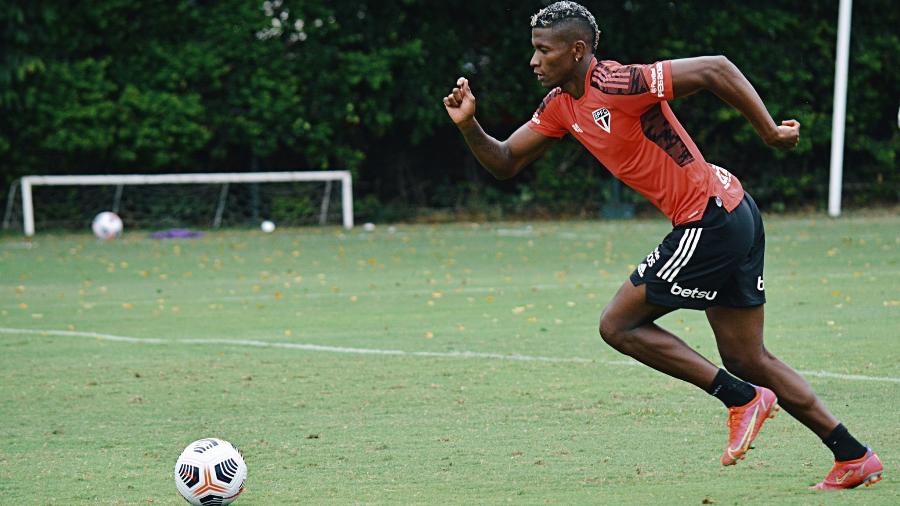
<box><xmin>530</xmin><ymin>27</ymin><xmax>578</xmax><ymax>89</ymax></box>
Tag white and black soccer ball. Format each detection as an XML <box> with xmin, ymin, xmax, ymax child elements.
<box><xmin>174</xmin><ymin>438</ymin><xmax>247</xmax><ymax>506</ymax></box>
<box><xmin>91</xmin><ymin>211</ymin><xmax>123</xmax><ymax>240</ymax></box>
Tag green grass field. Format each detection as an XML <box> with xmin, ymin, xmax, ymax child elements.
<box><xmin>1</xmin><ymin>213</ymin><xmax>898</xmax><ymax>505</ymax></box>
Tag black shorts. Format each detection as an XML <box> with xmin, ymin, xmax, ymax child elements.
<box><xmin>629</xmin><ymin>193</ymin><xmax>766</xmax><ymax>310</ymax></box>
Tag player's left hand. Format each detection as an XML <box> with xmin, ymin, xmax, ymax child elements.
<box><xmin>766</xmin><ymin>119</ymin><xmax>801</xmax><ymax>151</ymax></box>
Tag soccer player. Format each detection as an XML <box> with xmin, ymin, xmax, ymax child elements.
<box><xmin>443</xmin><ymin>1</ymin><xmax>883</xmax><ymax>489</ymax></box>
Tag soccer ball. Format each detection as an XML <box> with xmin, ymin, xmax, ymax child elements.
<box><xmin>91</xmin><ymin>211</ymin><xmax>123</xmax><ymax>239</ymax></box>
<box><xmin>174</xmin><ymin>438</ymin><xmax>247</xmax><ymax>506</ymax></box>
<box><xmin>260</xmin><ymin>220</ymin><xmax>275</xmax><ymax>233</ymax></box>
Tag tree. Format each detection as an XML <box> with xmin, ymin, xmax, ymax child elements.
<box><xmin>1</xmin><ymin>1</ymin><xmax>896</xmax><ymax>224</ymax></box>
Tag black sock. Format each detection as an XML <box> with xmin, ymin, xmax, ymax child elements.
<box><xmin>823</xmin><ymin>423</ymin><xmax>867</xmax><ymax>461</ymax></box>
<box><xmin>707</xmin><ymin>368</ymin><xmax>756</xmax><ymax>407</ymax></box>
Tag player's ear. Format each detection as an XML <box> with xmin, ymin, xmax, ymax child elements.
<box><xmin>572</xmin><ymin>40</ymin><xmax>586</xmax><ymax>62</ymax></box>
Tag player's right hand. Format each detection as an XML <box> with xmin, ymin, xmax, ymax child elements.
<box><xmin>443</xmin><ymin>77</ymin><xmax>476</xmax><ymax>126</ymax></box>
<box><xmin>766</xmin><ymin>119</ymin><xmax>801</xmax><ymax>151</ymax></box>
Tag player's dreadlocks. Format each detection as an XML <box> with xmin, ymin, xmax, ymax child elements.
<box><xmin>530</xmin><ymin>1</ymin><xmax>600</xmax><ymax>51</ymax></box>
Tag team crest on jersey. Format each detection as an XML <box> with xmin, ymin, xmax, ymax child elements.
<box><xmin>592</xmin><ymin>108</ymin><xmax>611</xmax><ymax>133</ymax></box>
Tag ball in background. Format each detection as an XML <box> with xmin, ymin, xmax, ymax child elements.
<box><xmin>174</xmin><ymin>438</ymin><xmax>247</xmax><ymax>506</ymax></box>
<box><xmin>260</xmin><ymin>220</ymin><xmax>276</xmax><ymax>233</ymax></box>
<box><xmin>91</xmin><ymin>211</ymin><xmax>123</xmax><ymax>239</ymax></box>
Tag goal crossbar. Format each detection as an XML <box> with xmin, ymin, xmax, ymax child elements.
<box><xmin>17</xmin><ymin>171</ymin><xmax>354</xmax><ymax>236</ymax></box>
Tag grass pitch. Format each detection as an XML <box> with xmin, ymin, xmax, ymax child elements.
<box><xmin>1</xmin><ymin>213</ymin><xmax>898</xmax><ymax>505</ymax></box>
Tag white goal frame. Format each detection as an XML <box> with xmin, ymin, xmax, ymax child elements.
<box><xmin>12</xmin><ymin>171</ymin><xmax>354</xmax><ymax>236</ymax></box>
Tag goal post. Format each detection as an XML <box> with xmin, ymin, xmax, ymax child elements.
<box><xmin>15</xmin><ymin>171</ymin><xmax>354</xmax><ymax>236</ymax></box>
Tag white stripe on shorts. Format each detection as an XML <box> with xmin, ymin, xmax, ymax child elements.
<box><xmin>657</xmin><ymin>228</ymin><xmax>703</xmax><ymax>282</ymax></box>
<box><xmin>656</xmin><ymin>229</ymin><xmax>693</xmax><ymax>279</ymax></box>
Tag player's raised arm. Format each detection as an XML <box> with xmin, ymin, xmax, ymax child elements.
<box><xmin>670</xmin><ymin>56</ymin><xmax>800</xmax><ymax>151</ymax></box>
<box><xmin>443</xmin><ymin>77</ymin><xmax>557</xmax><ymax>180</ymax></box>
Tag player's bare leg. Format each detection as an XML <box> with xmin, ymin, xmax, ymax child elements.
<box><xmin>599</xmin><ymin>281</ymin><xmax>779</xmax><ymax>466</ymax></box>
<box><xmin>598</xmin><ymin>281</ymin><xmax>719</xmax><ymax>388</ymax></box>
<box><xmin>705</xmin><ymin>304</ymin><xmax>838</xmax><ymax>437</ymax></box>
<box><xmin>707</xmin><ymin>303</ymin><xmax>880</xmax><ymax>485</ymax></box>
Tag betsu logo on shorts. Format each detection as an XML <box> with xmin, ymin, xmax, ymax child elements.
<box><xmin>670</xmin><ymin>282</ymin><xmax>718</xmax><ymax>301</ymax></box>
<box><xmin>592</xmin><ymin>108</ymin><xmax>611</xmax><ymax>133</ymax></box>
<box><xmin>757</xmin><ymin>276</ymin><xmax>764</xmax><ymax>291</ymax></box>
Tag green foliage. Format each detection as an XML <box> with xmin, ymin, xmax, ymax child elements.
<box><xmin>530</xmin><ymin>140</ymin><xmax>607</xmax><ymax>213</ymax></box>
<box><xmin>270</xmin><ymin>193</ymin><xmax>314</xmax><ymax>223</ymax></box>
<box><xmin>1</xmin><ymin>1</ymin><xmax>897</xmax><ymax>220</ymax></box>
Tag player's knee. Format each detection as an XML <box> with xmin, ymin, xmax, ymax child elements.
<box><xmin>598</xmin><ymin>311</ymin><xmax>626</xmax><ymax>350</ymax></box>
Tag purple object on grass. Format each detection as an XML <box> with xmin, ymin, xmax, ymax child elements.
<box><xmin>149</xmin><ymin>229</ymin><xmax>205</xmax><ymax>239</ymax></box>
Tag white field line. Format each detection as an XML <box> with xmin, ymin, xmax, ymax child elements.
<box><xmin>0</xmin><ymin>327</ymin><xmax>593</xmax><ymax>364</ymax></box>
<box><xmin>2</xmin><ymin>327</ymin><xmax>899</xmax><ymax>384</ymax></box>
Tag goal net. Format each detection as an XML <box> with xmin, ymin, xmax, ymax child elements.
<box><xmin>4</xmin><ymin>171</ymin><xmax>354</xmax><ymax>236</ymax></box>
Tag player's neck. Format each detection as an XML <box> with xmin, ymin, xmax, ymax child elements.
<box><xmin>561</xmin><ymin>58</ymin><xmax>592</xmax><ymax>99</ymax></box>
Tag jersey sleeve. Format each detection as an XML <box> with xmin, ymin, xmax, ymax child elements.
<box><xmin>611</xmin><ymin>60</ymin><xmax>675</xmax><ymax>116</ymax></box>
<box><xmin>527</xmin><ymin>88</ymin><xmax>568</xmax><ymax>138</ymax></box>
